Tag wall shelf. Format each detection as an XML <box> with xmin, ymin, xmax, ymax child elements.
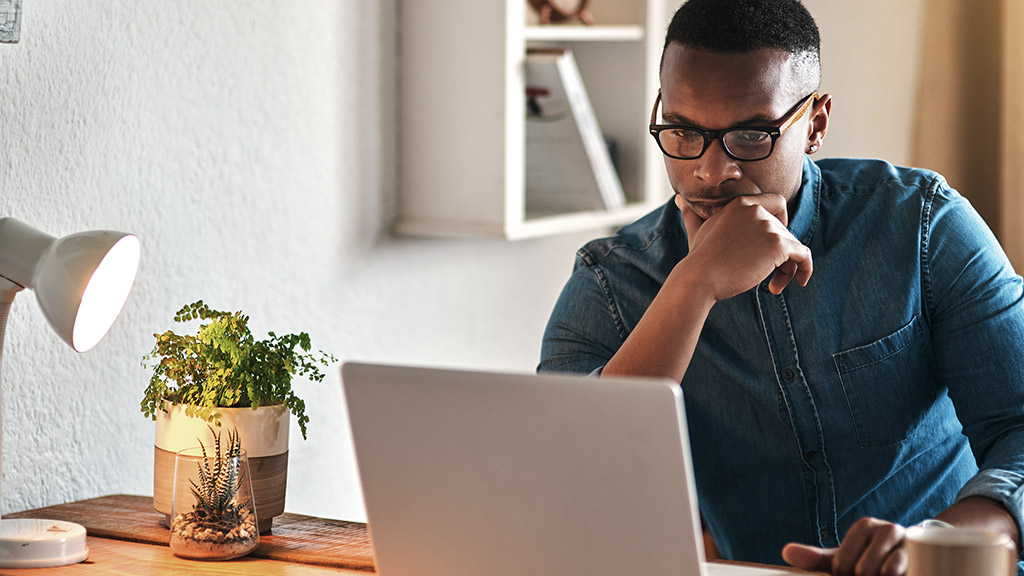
<box><xmin>396</xmin><ymin>0</ymin><xmax>674</xmax><ymax>240</ymax></box>
<box><xmin>524</xmin><ymin>24</ymin><xmax>645</xmax><ymax>43</ymax></box>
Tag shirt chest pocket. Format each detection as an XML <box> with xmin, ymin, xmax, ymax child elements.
<box><xmin>832</xmin><ymin>315</ymin><xmax>936</xmax><ymax>447</ymax></box>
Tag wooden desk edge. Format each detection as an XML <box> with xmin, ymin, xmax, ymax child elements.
<box><xmin>0</xmin><ymin>537</ymin><xmax>370</xmax><ymax>575</ymax></box>
<box><xmin>5</xmin><ymin>494</ymin><xmax>376</xmax><ymax>572</ymax></box>
<box><xmin>713</xmin><ymin>560</ymin><xmax>827</xmax><ymax>574</ymax></box>
<box><xmin>6</xmin><ymin>495</ymin><xmax>825</xmax><ymax>575</ymax></box>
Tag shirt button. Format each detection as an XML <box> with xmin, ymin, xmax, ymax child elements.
<box><xmin>782</xmin><ymin>368</ymin><xmax>795</xmax><ymax>380</ymax></box>
<box><xmin>805</xmin><ymin>451</ymin><xmax>817</xmax><ymax>462</ymax></box>
<box><xmin>820</xmin><ymin>528</ymin><xmax>829</xmax><ymax>540</ymax></box>
<box><xmin>760</xmin><ymin>280</ymin><xmax>771</xmax><ymax>291</ymax></box>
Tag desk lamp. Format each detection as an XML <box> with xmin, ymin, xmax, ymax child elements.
<box><xmin>0</xmin><ymin>217</ymin><xmax>140</xmax><ymax>568</ymax></box>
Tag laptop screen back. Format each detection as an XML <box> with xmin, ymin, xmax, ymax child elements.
<box><xmin>342</xmin><ymin>362</ymin><xmax>707</xmax><ymax>576</ymax></box>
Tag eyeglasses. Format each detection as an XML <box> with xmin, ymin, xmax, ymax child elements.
<box><xmin>649</xmin><ymin>91</ymin><xmax>818</xmax><ymax>161</ymax></box>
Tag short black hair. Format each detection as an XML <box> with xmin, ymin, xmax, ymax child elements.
<box><xmin>661</xmin><ymin>0</ymin><xmax>821</xmax><ymax>93</ymax></box>
<box><xmin>664</xmin><ymin>0</ymin><xmax>820</xmax><ymax>56</ymax></box>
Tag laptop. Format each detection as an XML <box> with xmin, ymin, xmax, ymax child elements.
<box><xmin>342</xmin><ymin>362</ymin><xmax>797</xmax><ymax>576</ymax></box>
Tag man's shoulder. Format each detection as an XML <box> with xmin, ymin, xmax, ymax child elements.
<box><xmin>575</xmin><ymin>199</ymin><xmax>687</xmax><ymax>268</ymax></box>
<box><xmin>813</xmin><ymin>158</ymin><xmax>949</xmax><ymax>199</ymax></box>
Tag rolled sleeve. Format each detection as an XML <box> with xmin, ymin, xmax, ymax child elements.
<box><xmin>539</xmin><ymin>256</ymin><xmax>624</xmax><ymax>375</ymax></box>
<box><xmin>956</xmin><ymin>468</ymin><xmax>1024</xmax><ymax>561</ymax></box>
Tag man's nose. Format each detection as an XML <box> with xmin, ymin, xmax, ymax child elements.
<box><xmin>693</xmin><ymin>139</ymin><xmax>741</xmax><ymax>187</ymax></box>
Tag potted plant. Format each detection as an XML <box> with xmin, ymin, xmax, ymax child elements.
<box><xmin>142</xmin><ymin>300</ymin><xmax>335</xmax><ymax>533</ymax></box>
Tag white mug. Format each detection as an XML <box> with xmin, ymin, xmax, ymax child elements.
<box><xmin>905</xmin><ymin>526</ymin><xmax>1017</xmax><ymax>576</ymax></box>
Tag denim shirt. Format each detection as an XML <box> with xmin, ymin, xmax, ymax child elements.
<box><xmin>540</xmin><ymin>157</ymin><xmax>1024</xmax><ymax>569</ymax></box>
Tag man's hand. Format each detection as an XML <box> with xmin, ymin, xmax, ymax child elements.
<box><xmin>782</xmin><ymin>518</ymin><xmax>908</xmax><ymax>576</ymax></box>
<box><xmin>602</xmin><ymin>193</ymin><xmax>813</xmax><ymax>382</ymax></box>
<box><xmin>780</xmin><ymin>498</ymin><xmax>1020</xmax><ymax>576</ymax></box>
<box><xmin>679</xmin><ymin>193</ymin><xmax>812</xmax><ymax>300</ymax></box>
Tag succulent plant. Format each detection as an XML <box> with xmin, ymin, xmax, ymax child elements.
<box><xmin>189</xmin><ymin>426</ymin><xmax>247</xmax><ymax>529</ymax></box>
<box><xmin>169</xmin><ymin>425</ymin><xmax>259</xmax><ymax>560</ymax></box>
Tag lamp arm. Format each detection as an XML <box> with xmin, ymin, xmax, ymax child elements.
<box><xmin>0</xmin><ymin>219</ymin><xmax>54</xmax><ymax>289</ymax></box>
<box><xmin>0</xmin><ymin>279</ymin><xmax>20</xmax><ymax>519</ymax></box>
<box><xmin>0</xmin><ymin>219</ymin><xmax>127</xmax><ymax>568</ymax></box>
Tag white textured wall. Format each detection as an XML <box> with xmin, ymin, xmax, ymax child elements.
<box><xmin>0</xmin><ymin>1</ymin><xmax>926</xmax><ymax>524</ymax></box>
<box><xmin>0</xmin><ymin>1</ymin><xmax>594</xmax><ymax>522</ymax></box>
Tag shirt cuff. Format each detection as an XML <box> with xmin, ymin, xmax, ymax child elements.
<box><xmin>956</xmin><ymin>469</ymin><xmax>1024</xmax><ymax>560</ymax></box>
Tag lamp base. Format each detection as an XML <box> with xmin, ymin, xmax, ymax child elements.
<box><xmin>0</xmin><ymin>518</ymin><xmax>89</xmax><ymax>568</ymax></box>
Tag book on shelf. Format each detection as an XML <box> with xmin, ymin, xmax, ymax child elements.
<box><xmin>524</xmin><ymin>47</ymin><xmax>626</xmax><ymax>216</ymax></box>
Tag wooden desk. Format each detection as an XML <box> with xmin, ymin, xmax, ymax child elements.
<box><xmin>4</xmin><ymin>495</ymin><xmax>824</xmax><ymax>575</ymax></box>
<box><xmin>4</xmin><ymin>495</ymin><xmax>372</xmax><ymax>575</ymax></box>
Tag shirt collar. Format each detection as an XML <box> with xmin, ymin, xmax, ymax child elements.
<box><xmin>788</xmin><ymin>155</ymin><xmax>821</xmax><ymax>245</ymax></box>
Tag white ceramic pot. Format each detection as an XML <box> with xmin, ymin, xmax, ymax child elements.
<box><xmin>153</xmin><ymin>402</ymin><xmax>289</xmax><ymax>534</ymax></box>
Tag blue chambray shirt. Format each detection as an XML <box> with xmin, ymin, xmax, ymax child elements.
<box><xmin>539</xmin><ymin>156</ymin><xmax>1024</xmax><ymax>571</ymax></box>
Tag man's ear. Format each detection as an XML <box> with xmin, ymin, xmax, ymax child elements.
<box><xmin>806</xmin><ymin>94</ymin><xmax>832</xmax><ymax>153</ymax></box>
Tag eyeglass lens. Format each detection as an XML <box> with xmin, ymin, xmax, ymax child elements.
<box><xmin>657</xmin><ymin>128</ymin><xmax>774</xmax><ymax>160</ymax></box>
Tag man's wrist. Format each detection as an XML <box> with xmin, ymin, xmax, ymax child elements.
<box><xmin>669</xmin><ymin>257</ymin><xmax>719</xmax><ymax>309</ymax></box>
<box><xmin>935</xmin><ymin>495</ymin><xmax>1021</xmax><ymax>550</ymax></box>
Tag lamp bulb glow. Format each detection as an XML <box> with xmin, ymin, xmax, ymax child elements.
<box><xmin>71</xmin><ymin>234</ymin><xmax>141</xmax><ymax>352</ymax></box>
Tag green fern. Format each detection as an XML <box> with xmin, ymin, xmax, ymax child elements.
<box><xmin>141</xmin><ymin>301</ymin><xmax>336</xmax><ymax>439</ymax></box>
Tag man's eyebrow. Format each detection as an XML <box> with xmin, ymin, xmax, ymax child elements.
<box><xmin>660</xmin><ymin>109</ymin><xmax>779</xmax><ymax>128</ymax></box>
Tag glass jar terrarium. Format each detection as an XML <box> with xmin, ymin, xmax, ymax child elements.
<box><xmin>169</xmin><ymin>428</ymin><xmax>258</xmax><ymax>560</ymax></box>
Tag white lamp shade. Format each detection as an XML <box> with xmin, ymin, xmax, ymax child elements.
<box><xmin>35</xmin><ymin>232</ymin><xmax>141</xmax><ymax>352</ymax></box>
<box><xmin>0</xmin><ymin>218</ymin><xmax>141</xmax><ymax>352</ymax></box>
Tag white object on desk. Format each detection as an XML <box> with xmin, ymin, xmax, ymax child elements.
<box><xmin>0</xmin><ymin>519</ymin><xmax>88</xmax><ymax>568</ymax></box>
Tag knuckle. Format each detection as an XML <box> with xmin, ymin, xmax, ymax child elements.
<box><xmin>769</xmin><ymin>235</ymin><xmax>788</xmax><ymax>253</ymax></box>
<box><xmin>758</xmin><ymin>216</ymin><xmax>776</xmax><ymax>231</ymax></box>
<box><xmin>737</xmin><ymin>201</ymin><xmax>761</xmax><ymax>219</ymax></box>
<box><xmin>880</xmin><ymin>522</ymin><xmax>905</xmax><ymax>540</ymax></box>
<box><xmin>854</xmin><ymin>516</ymin><xmax>880</xmax><ymax>530</ymax></box>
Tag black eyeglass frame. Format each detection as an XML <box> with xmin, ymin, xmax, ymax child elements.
<box><xmin>648</xmin><ymin>91</ymin><xmax>819</xmax><ymax>161</ymax></box>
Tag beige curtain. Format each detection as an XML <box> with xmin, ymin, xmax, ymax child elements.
<box><xmin>913</xmin><ymin>0</ymin><xmax>1024</xmax><ymax>269</ymax></box>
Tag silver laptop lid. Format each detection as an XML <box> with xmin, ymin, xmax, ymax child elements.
<box><xmin>342</xmin><ymin>362</ymin><xmax>707</xmax><ymax>576</ymax></box>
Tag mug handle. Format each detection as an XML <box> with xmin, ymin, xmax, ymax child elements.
<box><xmin>1005</xmin><ymin>541</ymin><xmax>1017</xmax><ymax>576</ymax></box>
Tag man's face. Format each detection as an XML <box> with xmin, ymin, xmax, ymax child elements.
<box><xmin>658</xmin><ymin>44</ymin><xmax>825</xmax><ymax>221</ymax></box>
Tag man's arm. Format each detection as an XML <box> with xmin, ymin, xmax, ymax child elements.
<box><xmin>603</xmin><ymin>193</ymin><xmax>812</xmax><ymax>381</ymax></box>
<box><xmin>599</xmin><ymin>254</ymin><xmax>714</xmax><ymax>381</ymax></box>
<box><xmin>785</xmin><ymin>183</ymin><xmax>1024</xmax><ymax>576</ymax></box>
<box><xmin>936</xmin><ymin>496</ymin><xmax>1020</xmax><ymax>545</ymax></box>
<box><xmin>782</xmin><ymin>497</ymin><xmax>1019</xmax><ymax>576</ymax></box>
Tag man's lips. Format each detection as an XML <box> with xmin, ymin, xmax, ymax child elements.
<box><xmin>686</xmin><ymin>199</ymin><xmax>731</xmax><ymax>221</ymax></box>
<box><xmin>685</xmin><ymin>191</ymin><xmax>767</xmax><ymax>220</ymax></box>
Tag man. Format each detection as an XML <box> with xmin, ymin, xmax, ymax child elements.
<box><xmin>538</xmin><ymin>1</ymin><xmax>1024</xmax><ymax>575</ymax></box>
